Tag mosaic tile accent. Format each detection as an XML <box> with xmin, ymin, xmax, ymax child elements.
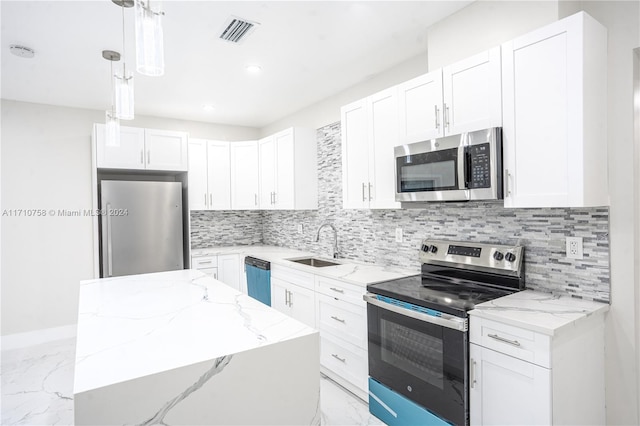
<box><xmin>190</xmin><ymin>211</ymin><xmax>263</xmax><ymax>248</ymax></box>
<box><xmin>261</xmin><ymin>121</ymin><xmax>611</xmax><ymax>302</ymax></box>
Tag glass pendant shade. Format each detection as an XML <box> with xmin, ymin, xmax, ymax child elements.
<box><xmin>114</xmin><ymin>68</ymin><xmax>135</xmax><ymax>120</ymax></box>
<box><xmin>105</xmin><ymin>109</ymin><xmax>121</xmax><ymax>147</ymax></box>
<box><xmin>135</xmin><ymin>0</ymin><xmax>164</xmax><ymax>76</ymax></box>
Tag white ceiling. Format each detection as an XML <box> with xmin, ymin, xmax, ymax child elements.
<box><xmin>1</xmin><ymin>1</ymin><xmax>472</xmax><ymax>128</ymax></box>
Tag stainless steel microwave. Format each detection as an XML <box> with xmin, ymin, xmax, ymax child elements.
<box><xmin>394</xmin><ymin>127</ymin><xmax>503</xmax><ymax>203</ymax></box>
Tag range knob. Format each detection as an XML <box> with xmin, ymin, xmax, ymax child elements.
<box><xmin>421</xmin><ymin>244</ymin><xmax>430</xmax><ymax>253</ymax></box>
<box><xmin>430</xmin><ymin>245</ymin><xmax>438</xmax><ymax>254</ymax></box>
<box><xmin>505</xmin><ymin>252</ymin><xmax>517</xmax><ymax>262</ymax></box>
<box><xmin>493</xmin><ymin>251</ymin><xmax>504</xmax><ymax>261</ymax></box>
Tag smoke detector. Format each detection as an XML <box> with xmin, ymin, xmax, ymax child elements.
<box><xmin>10</xmin><ymin>45</ymin><xmax>35</xmax><ymax>59</ymax></box>
<box><xmin>219</xmin><ymin>16</ymin><xmax>260</xmax><ymax>44</ymax></box>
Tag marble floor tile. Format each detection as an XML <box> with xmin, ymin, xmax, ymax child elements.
<box><xmin>1</xmin><ymin>338</ymin><xmax>382</xmax><ymax>426</ymax></box>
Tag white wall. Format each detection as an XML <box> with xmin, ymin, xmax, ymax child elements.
<box><xmin>426</xmin><ymin>0</ymin><xmax>558</xmax><ymax>69</ymax></box>
<box><xmin>0</xmin><ymin>100</ymin><xmax>259</xmax><ymax>336</ymax></box>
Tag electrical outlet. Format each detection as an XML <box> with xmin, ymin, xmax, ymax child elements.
<box><xmin>297</xmin><ymin>224</ymin><xmax>304</xmax><ymax>234</ymax></box>
<box><xmin>566</xmin><ymin>236</ymin><xmax>584</xmax><ymax>260</ymax></box>
<box><xmin>395</xmin><ymin>228</ymin><xmax>403</xmax><ymax>243</ymax></box>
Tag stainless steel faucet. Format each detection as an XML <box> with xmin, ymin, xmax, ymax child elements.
<box><xmin>315</xmin><ymin>222</ymin><xmax>338</xmax><ymax>259</ymax></box>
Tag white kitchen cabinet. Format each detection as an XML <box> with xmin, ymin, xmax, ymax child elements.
<box><xmin>95</xmin><ymin>124</ymin><xmax>188</xmax><ymax>171</ymax></box>
<box><xmin>341</xmin><ymin>87</ymin><xmax>400</xmax><ymax>210</ymax></box>
<box><xmin>188</xmin><ymin>139</ymin><xmax>231</xmax><ymax>210</ymax></box>
<box><xmin>501</xmin><ymin>11</ymin><xmax>608</xmax><ymax>208</ymax></box>
<box><xmin>218</xmin><ymin>254</ymin><xmax>240</xmax><ymax>292</ymax></box>
<box><xmin>397</xmin><ymin>47</ymin><xmax>501</xmax><ymax>144</ymax></box>
<box><xmin>230</xmin><ymin>141</ymin><xmax>259</xmax><ymax>210</ymax></box>
<box><xmin>258</xmin><ymin>127</ymin><xmax>317</xmax><ymax>210</ymax></box>
<box><xmin>315</xmin><ymin>275</ymin><xmax>368</xmax><ymax>400</ymax></box>
<box><xmin>191</xmin><ymin>255</ymin><xmax>218</xmax><ymax>280</ymax></box>
<box><xmin>271</xmin><ymin>265</ymin><xmax>316</xmax><ymax>328</ymax></box>
<box><xmin>469</xmin><ymin>312</ymin><xmax>606</xmax><ymax>425</ymax></box>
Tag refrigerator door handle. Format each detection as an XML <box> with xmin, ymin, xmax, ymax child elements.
<box><xmin>106</xmin><ymin>203</ymin><xmax>113</xmax><ymax>277</ymax></box>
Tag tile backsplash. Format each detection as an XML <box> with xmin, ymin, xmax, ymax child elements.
<box><xmin>192</xmin><ymin>121</ymin><xmax>610</xmax><ymax>302</ymax></box>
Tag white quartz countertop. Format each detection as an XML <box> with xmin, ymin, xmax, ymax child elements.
<box><xmin>73</xmin><ymin>269</ymin><xmax>317</xmax><ymax>395</ymax></box>
<box><xmin>469</xmin><ymin>289</ymin><xmax>609</xmax><ymax>336</ymax></box>
<box><xmin>191</xmin><ymin>245</ymin><xmax>419</xmax><ymax>286</ymax></box>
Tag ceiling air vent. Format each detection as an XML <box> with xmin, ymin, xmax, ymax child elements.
<box><xmin>219</xmin><ymin>16</ymin><xmax>260</xmax><ymax>44</ymax></box>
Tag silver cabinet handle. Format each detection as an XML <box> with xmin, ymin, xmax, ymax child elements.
<box><xmin>140</xmin><ymin>150</ymin><xmax>144</xmax><ymax>164</ymax></box>
<box><xmin>362</xmin><ymin>183</ymin><xmax>366</xmax><ymax>202</ymax></box>
<box><xmin>331</xmin><ymin>315</ymin><xmax>345</xmax><ymax>323</ymax></box>
<box><xmin>204</xmin><ymin>193</ymin><xmax>207</xmax><ymax>207</ymax></box>
<box><xmin>488</xmin><ymin>333</ymin><xmax>521</xmax><ymax>347</ymax></box>
<box><xmin>445</xmin><ymin>104</ymin><xmax>450</xmax><ymax>130</ymax></box>
<box><xmin>470</xmin><ymin>358</ymin><xmax>477</xmax><ymax>388</ymax></box>
<box><xmin>505</xmin><ymin>169</ymin><xmax>512</xmax><ymax>197</ymax></box>
<box><xmin>213</xmin><ymin>271</ymin><xmax>218</xmax><ymax>280</ymax></box>
<box><xmin>198</xmin><ymin>260</ymin><xmax>212</xmax><ymax>265</ymax></box>
<box><xmin>254</xmin><ymin>193</ymin><xmax>258</xmax><ymax>206</ymax></box>
<box><xmin>288</xmin><ymin>290</ymin><xmax>293</xmax><ymax>307</ymax></box>
<box><xmin>273</xmin><ymin>192</ymin><xmax>277</xmax><ymax>205</ymax></box>
<box><xmin>368</xmin><ymin>183</ymin><xmax>372</xmax><ymax>201</ymax></box>
<box><xmin>147</xmin><ymin>149</ymin><xmax>151</xmax><ymax>164</ymax></box>
<box><xmin>106</xmin><ymin>203</ymin><xmax>113</xmax><ymax>277</ymax></box>
<box><xmin>270</xmin><ymin>191</ymin><xmax>274</xmax><ymax>205</ymax></box>
<box><xmin>434</xmin><ymin>105</ymin><xmax>440</xmax><ymax>129</ymax></box>
<box><xmin>329</xmin><ymin>287</ymin><xmax>344</xmax><ymax>294</ymax></box>
<box><xmin>209</xmin><ymin>193</ymin><xmax>212</xmax><ymax>205</ymax></box>
<box><xmin>331</xmin><ymin>354</ymin><xmax>346</xmax><ymax>363</ymax></box>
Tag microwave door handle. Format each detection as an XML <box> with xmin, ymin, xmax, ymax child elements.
<box><xmin>464</xmin><ymin>150</ymin><xmax>472</xmax><ymax>189</ymax></box>
<box><xmin>457</xmin><ymin>146</ymin><xmax>466</xmax><ymax>190</ymax></box>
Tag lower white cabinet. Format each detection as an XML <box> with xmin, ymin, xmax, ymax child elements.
<box><xmin>270</xmin><ymin>266</ymin><xmax>316</xmax><ymax>328</ymax></box>
<box><xmin>469</xmin><ymin>314</ymin><xmax>605</xmax><ymax>425</ymax></box>
<box><xmin>191</xmin><ymin>253</ymin><xmax>246</xmax><ymax>294</ymax></box>
<box><xmin>191</xmin><ymin>255</ymin><xmax>218</xmax><ymax>280</ymax></box>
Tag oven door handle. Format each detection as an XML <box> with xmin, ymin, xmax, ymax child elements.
<box><xmin>363</xmin><ymin>294</ymin><xmax>468</xmax><ymax>332</ymax></box>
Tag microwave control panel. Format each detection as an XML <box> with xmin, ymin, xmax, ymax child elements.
<box><xmin>468</xmin><ymin>143</ymin><xmax>491</xmax><ymax>188</ymax></box>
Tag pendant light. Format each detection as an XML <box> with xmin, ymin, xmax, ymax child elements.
<box><xmin>103</xmin><ymin>50</ymin><xmax>121</xmax><ymax>147</ymax></box>
<box><xmin>134</xmin><ymin>0</ymin><xmax>165</xmax><ymax>76</ymax></box>
<box><xmin>113</xmin><ymin>0</ymin><xmax>135</xmax><ymax>120</ymax></box>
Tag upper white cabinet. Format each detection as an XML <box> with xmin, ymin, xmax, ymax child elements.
<box><xmin>95</xmin><ymin>124</ymin><xmax>188</xmax><ymax>171</ymax></box>
<box><xmin>342</xmin><ymin>87</ymin><xmax>401</xmax><ymax>210</ymax></box>
<box><xmin>188</xmin><ymin>139</ymin><xmax>231</xmax><ymax>210</ymax></box>
<box><xmin>397</xmin><ymin>47</ymin><xmax>501</xmax><ymax>144</ymax></box>
<box><xmin>258</xmin><ymin>127</ymin><xmax>318</xmax><ymax>210</ymax></box>
<box><xmin>502</xmin><ymin>12</ymin><xmax>608</xmax><ymax>208</ymax></box>
<box><xmin>230</xmin><ymin>140</ymin><xmax>259</xmax><ymax>210</ymax></box>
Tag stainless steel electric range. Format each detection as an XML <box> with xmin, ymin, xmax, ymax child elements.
<box><xmin>365</xmin><ymin>239</ymin><xmax>524</xmax><ymax>426</ymax></box>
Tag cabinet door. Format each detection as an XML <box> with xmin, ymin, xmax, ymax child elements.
<box><xmin>230</xmin><ymin>141</ymin><xmax>259</xmax><ymax>210</ymax></box>
<box><xmin>397</xmin><ymin>70</ymin><xmax>444</xmax><ymax>144</ymax></box>
<box><xmin>470</xmin><ymin>343</ymin><xmax>551</xmax><ymax>425</ymax></box>
<box><xmin>144</xmin><ymin>129</ymin><xmax>189</xmax><ymax>171</ymax></box>
<box><xmin>274</xmin><ymin>129</ymin><xmax>295</xmax><ymax>209</ymax></box>
<box><xmin>197</xmin><ymin>267</ymin><xmax>218</xmax><ymax>280</ymax></box>
<box><xmin>95</xmin><ymin>124</ymin><xmax>146</xmax><ymax>170</ymax></box>
<box><xmin>270</xmin><ymin>277</ymin><xmax>290</xmax><ymax>315</ymax></box>
<box><xmin>289</xmin><ymin>283</ymin><xmax>316</xmax><ymax>328</ymax></box>
<box><xmin>443</xmin><ymin>47</ymin><xmax>502</xmax><ymax>135</ymax></box>
<box><xmin>207</xmin><ymin>141</ymin><xmax>231</xmax><ymax>210</ymax></box>
<box><xmin>218</xmin><ymin>254</ymin><xmax>240</xmax><ymax>291</ymax></box>
<box><xmin>187</xmin><ymin>139</ymin><xmax>209</xmax><ymax>210</ymax></box>
<box><xmin>258</xmin><ymin>136</ymin><xmax>276</xmax><ymax>209</ymax></box>
<box><xmin>341</xmin><ymin>99</ymin><xmax>369</xmax><ymax>209</ymax></box>
<box><xmin>368</xmin><ymin>87</ymin><xmax>401</xmax><ymax>209</ymax></box>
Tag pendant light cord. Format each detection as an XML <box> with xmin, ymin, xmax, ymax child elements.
<box><xmin>121</xmin><ymin>3</ymin><xmax>127</xmax><ymax>76</ymax></box>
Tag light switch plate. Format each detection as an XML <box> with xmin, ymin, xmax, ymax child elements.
<box><xmin>297</xmin><ymin>224</ymin><xmax>304</xmax><ymax>234</ymax></box>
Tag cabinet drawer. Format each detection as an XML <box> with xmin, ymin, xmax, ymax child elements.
<box><xmin>271</xmin><ymin>265</ymin><xmax>315</xmax><ymax>291</ymax></box>
<box><xmin>317</xmin><ymin>294</ymin><xmax>366</xmax><ymax>349</ymax></box>
<box><xmin>192</xmin><ymin>255</ymin><xmax>218</xmax><ymax>269</ymax></box>
<box><xmin>320</xmin><ymin>334</ymin><xmax>368</xmax><ymax>393</ymax></box>
<box><xmin>316</xmin><ymin>275</ymin><xmax>365</xmax><ymax>306</ymax></box>
<box><xmin>470</xmin><ymin>317</ymin><xmax>551</xmax><ymax>368</ymax></box>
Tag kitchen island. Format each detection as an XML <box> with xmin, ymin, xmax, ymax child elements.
<box><xmin>73</xmin><ymin>269</ymin><xmax>320</xmax><ymax>425</ymax></box>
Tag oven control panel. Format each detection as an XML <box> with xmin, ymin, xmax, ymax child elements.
<box><xmin>420</xmin><ymin>239</ymin><xmax>523</xmax><ymax>276</ymax></box>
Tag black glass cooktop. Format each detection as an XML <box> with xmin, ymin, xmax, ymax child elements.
<box><xmin>366</xmin><ymin>275</ymin><xmax>514</xmax><ymax>317</ymax></box>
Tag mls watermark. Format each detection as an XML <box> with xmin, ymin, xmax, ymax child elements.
<box><xmin>2</xmin><ymin>209</ymin><xmax>129</xmax><ymax>217</ymax></box>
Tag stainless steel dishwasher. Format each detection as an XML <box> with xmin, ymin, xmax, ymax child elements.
<box><xmin>244</xmin><ymin>256</ymin><xmax>271</xmax><ymax>306</ymax></box>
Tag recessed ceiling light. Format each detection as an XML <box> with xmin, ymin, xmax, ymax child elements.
<box><xmin>10</xmin><ymin>44</ymin><xmax>35</xmax><ymax>59</ymax></box>
<box><xmin>246</xmin><ymin>65</ymin><xmax>262</xmax><ymax>74</ymax></box>
<box><xmin>203</xmin><ymin>104</ymin><xmax>216</xmax><ymax>112</ymax></box>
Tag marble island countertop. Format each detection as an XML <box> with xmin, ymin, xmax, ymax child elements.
<box><xmin>73</xmin><ymin>269</ymin><xmax>317</xmax><ymax>395</ymax></box>
<box><xmin>469</xmin><ymin>289</ymin><xmax>610</xmax><ymax>336</ymax></box>
<box><xmin>191</xmin><ymin>245</ymin><xmax>420</xmax><ymax>286</ymax></box>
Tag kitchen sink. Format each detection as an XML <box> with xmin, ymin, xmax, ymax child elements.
<box><xmin>288</xmin><ymin>257</ymin><xmax>340</xmax><ymax>267</ymax></box>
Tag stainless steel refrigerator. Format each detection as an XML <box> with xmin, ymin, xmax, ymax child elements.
<box><xmin>100</xmin><ymin>180</ymin><xmax>184</xmax><ymax>277</ymax></box>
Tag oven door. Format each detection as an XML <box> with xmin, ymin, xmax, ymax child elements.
<box><xmin>394</xmin><ymin>134</ymin><xmax>468</xmax><ymax>202</ymax></box>
<box><xmin>365</xmin><ymin>294</ymin><xmax>468</xmax><ymax>426</ymax></box>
